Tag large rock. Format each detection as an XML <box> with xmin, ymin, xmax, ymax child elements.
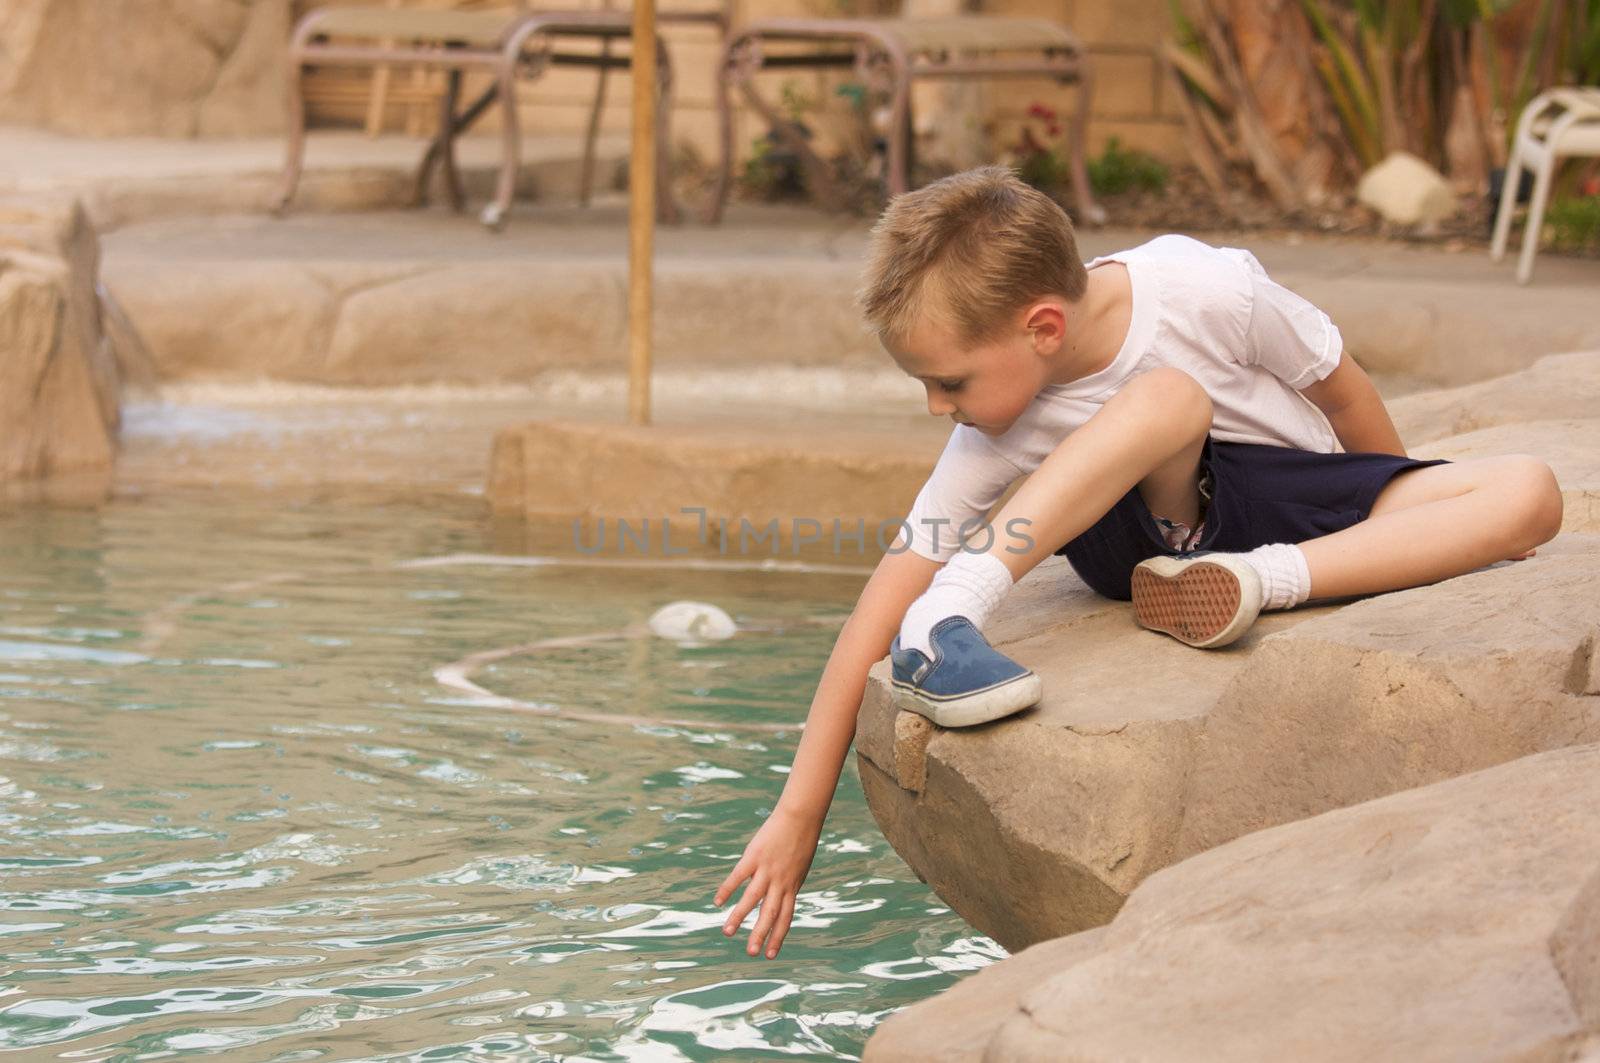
<box><xmin>856</xmin><ymin>546</ymin><xmax>1600</xmax><ymax>951</ymax></box>
<box><xmin>1357</xmin><ymin>150</ymin><xmax>1457</xmax><ymax>227</ymax></box>
<box><xmin>867</xmin><ymin>743</ymin><xmax>1600</xmax><ymax>1062</ymax></box>
<box><xmin>0</xmin><ymin>194</ymin><xmax>120</xmax><ymax>481</ymax></box>
<box><xmin>1173</xmin><ymin>552</ymin><xmax>1600</xmax><ymax>860</ymax></box>
<box><xmin>1390</xmin><ymin>349</ymin><xmax>1600</xmax><ymax>446</ymax></box>
<box><xmin>854</xmin><ymin>556</ymin><xmax>1336</xmax><ymax>950</ymax></box>
<box><xmin>0</xmin><ymin>0</ymin><xmax>288</xmax><ymax>138</ymax></box>
<box><xmin>488</xmin><ymin>418</ymin><xmax>945</xmax><ymax>546</ymax></box>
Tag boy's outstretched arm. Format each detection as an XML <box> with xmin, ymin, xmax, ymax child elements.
<box><xmin>1300</xmin><ymin>351</ymin><xmax>1406</xmax><ymax>457</ymax></box>
<box><xmin>714</xmin><ymin>544</ymin><xmax>941</xmax><ymax>958</ymax></box>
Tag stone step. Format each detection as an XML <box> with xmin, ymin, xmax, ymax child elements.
<box><xmin>487</xmin><ymin>415</ymin><xmax>950</xmax><ymax>551</ymax></box>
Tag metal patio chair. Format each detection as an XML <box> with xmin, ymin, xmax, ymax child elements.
<box><xmin>275</xmin><ymin>5</ymin><xmax>682</xmax><ymax>230</ymax></box>
<box><xmin>705</xmin><ymin>16</ymin><xmax>1104</xmax><ymax>224</ymax></box>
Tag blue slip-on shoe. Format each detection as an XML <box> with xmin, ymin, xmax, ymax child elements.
<box><xmin>1130</xmin><ymin>552</ymin><xmax>1262</xmax><ymax>649</ymax></box>
<box><xmin>890</xmin><ymin>616</ymin><xmax>1043</xmax><ymax>728</ymax></box>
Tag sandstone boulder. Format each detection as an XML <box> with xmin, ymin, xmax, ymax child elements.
<box><xmin>1357</xmin><ymin>151</ymin><xmax>1457</xmax><ymax>227</ymax></box>
<box><xmin>855</xmin><ymin>556</ymin><xmax>1337</xmax><ymax>950</ymax></box>
<box><xmin>1173</xmin><ymin>552</ymin><xmax>1600</xmax><ymax>860</ymax></box>
<box><xmin>856</xmin><ymin>545</ymin><xmax>1600</xmax><ymax>951</ymax></box>
<box><xmin>488</xmin><ymin>417</ymin><xmax>945</xmax><ymax>545</ymax></box>
<box><xmin>1389</xmin><ymin>349</ymin><xmax>1600</xmax><ymax>446</ymax></box>
<box><xmin>0</xmin><ymin>0</ymin><xmax>289</xmax><ymax>138</ymax></box>
<box><xmin>868</xmin><ymin>743</ymin><xmax>1600</xmax><ymax>1062</ymax></box>
<box><xmin>0</xmin><ymin>195</ymin><xmax>120</xmax><ymax>482</ymax></box>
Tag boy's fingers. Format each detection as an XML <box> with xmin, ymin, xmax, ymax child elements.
<box><xmin>765</xmin><ymin>893</ymin><xmax>797</xmax><ymax>959</ymax></box>
<box><xmin>713</xmin><ymin>858</ymin><xmax>753</xmax><ymax>906</ymax></box>
<box><xmin>747</xmin><ymin>883</ymin><xmax>784</xmax><ymax>956</ymax></box>
<box><xmin>722</xmin><ymin>874</ymin><xmax>767</xmax><ymax>936</ymax></box>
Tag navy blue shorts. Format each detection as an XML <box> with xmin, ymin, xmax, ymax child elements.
<box><xmin>1057</xmin><ymin>439</ymin><xmax>1450</xmax><ymax>600</ymax></box>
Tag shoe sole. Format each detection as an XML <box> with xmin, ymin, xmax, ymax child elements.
<box><xmin>1131</xmin><ymin>554</ymin><xmax>1262</xmax><ymax>649</ymax></box>
<box><xmin>891</xmin><ymin>671</ymin><xmax>1043</xmax><ymax>728</ymax></box>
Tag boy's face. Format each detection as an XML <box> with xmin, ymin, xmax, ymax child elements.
<box><xmin>885</xmin><ymin>308</ymin><xmax>1052</xmax><ymax>437</ymax></box>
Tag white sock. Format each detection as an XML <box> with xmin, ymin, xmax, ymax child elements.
<box><xmin>898</xmin><ymin>551</ymin><xmax>1015</xmax><ymax>657</ymax></box>
<box><xmin>1240</xmin><ymin>543</ymin><xmax>1312</xmax><ymax>610</ymax></box>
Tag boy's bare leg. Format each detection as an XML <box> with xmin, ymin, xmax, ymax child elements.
<box><xmin>984</xmin><ymin>366</ymin><xmax>1212</xmax><ymax>578</ymax></box>
<box><xmin>1298</xmin><ymin>455</ymin><xmax>1562</xmax><ymax>599</ymax></box>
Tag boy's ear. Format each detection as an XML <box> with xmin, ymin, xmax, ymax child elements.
<box><xmin>1022</xmin><ymin>301</ymin><xmax>1067</xmax><ymax>353</ymax></box>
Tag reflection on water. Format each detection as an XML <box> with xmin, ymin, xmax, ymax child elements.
<box><xmin>0</xmin><ymin>490</ymin><xmax>1000</xmax><ymax>1061</ymax></box>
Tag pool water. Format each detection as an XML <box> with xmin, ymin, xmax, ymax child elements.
<box><xmin>0</xmin><ymin>490</ymin><xmax>1000</xmax><ymax>1061</ymax></box>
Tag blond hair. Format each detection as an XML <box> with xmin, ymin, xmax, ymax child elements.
<box><xmin>856</xmin><ymin>166</ymin><xmax>1087</xmax><ymax>348</ymax></box>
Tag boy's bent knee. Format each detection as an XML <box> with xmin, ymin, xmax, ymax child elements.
<box><xmin>1121</xmin><ymin>367</ymin><xmax>1213</xmax><ymax>443</ymax></box>
<box><xmin>1502</xmin><ymin>453</ymin><xmax>1563</xmax><ymax>546</ymax></box>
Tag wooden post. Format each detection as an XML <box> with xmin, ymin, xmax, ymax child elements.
<box><xmin>628</xmin><ymin>0</ymin><xmax>657</xmax><ymax>426</ymax></box>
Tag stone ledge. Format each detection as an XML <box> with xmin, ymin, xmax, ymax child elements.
<box><xmin>98</xmin><ymin>212</ymin><xmax>1600</xmax><ymax>388</ymax></box>
<box><xmin>867</xmin><ymin>742</ymin><xmax>1600</xmax><ymax>1061</ymax></box>
<box><xmin>1390</xmin><ymin>350</ymin><xmax>1600</xmax><ymax>446</ymax></box>
<box><xmin>487</xmin><ymin>418</ymin><xmax>947</xmax><ymax>541</ymax></box>
<box><xmin>856</xmin><ymin>540</ymin><xmax>1600</xmax><ymax>952</ymax></box>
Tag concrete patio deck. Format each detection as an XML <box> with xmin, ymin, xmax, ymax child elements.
<box><xmin>0</xmin><ymin>124</ymin><xmax>629</xmax><ymax>230</ymax></box>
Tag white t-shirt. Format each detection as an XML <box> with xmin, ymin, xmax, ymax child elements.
<box><xmin>902</xmin><ymin>234</ymin><xmax>1343</xmax><ymax>563</ymax></box>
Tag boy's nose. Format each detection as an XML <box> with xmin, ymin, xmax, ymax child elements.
<box><xmin>925</xmin><ymin>388</ymin><xmax>956</xmax><ymax>417</ymax></box>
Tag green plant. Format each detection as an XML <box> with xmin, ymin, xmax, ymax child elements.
<box><xmin>1546</xmin><ymin>195</ymin><xmax>1600</xmax><ymax>250</ymax></box>
<box><xmin>739</xmin><ymin>135</ymin><xmax>806</xmax><ymax>201</ymax></box>
<box><xmin>737</xmin><ymin>79</ymin><xmax>819</xmax><ymax>201</ymax></box>
<box><xmin>1165</xmin><ymin>0</ymin><xmax>1597</xmax><ymax>209</ymax></box>
<box><xmin>1009</xmin><ymin>103</ymin><xmax>1070</xmax><ymax>193</ymax></box>
<box><xmin>1088</xmin><ymin>137</ymin><xmax>1170</xmax><ymax>196</ymax></box>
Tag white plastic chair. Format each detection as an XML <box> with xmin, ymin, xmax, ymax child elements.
<box><xmin>1490</xmin><ymin>87</ymin><xmax>1600</xmax><ymax>284</ymax></box>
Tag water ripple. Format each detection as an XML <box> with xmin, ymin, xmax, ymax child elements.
<box><xmin>0</xmin><ymin>492</ymin><xmax>1000</xmax><ymax>1060</ymax></box>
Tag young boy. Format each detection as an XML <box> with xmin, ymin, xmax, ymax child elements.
<box><xmin>713</xmin><ymin>166</ymin><xmax>1563</xmax><ymax>959</ymax></box>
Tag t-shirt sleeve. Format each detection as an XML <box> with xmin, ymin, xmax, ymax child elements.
<box><xmin>1230</xmin><ymin>249</ymin><xmax>1343</xmax><ymax>389</ymax></box>
<box><xmin>899</xmin><ymin>427</ymin><xmax>1022</xmax><ymax>563</ymax></box>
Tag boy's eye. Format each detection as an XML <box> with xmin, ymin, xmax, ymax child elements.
<box><xmin>938</xmin><ymin>379</ymin><xmax>965</xmax><ymax>393</ymax></box>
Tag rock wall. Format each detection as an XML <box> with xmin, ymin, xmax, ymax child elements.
<box><xmin>0</xmin><ymin>195</ymin><xmax>121</xmax><ymax>481</ymax></box>
<box><xmin>0</xmin><ymin>0</ymin><xmax>289</xmax><ymax>137</ymax></box>
<box><xmin>857</xmin><ymin>544</ymin><xmax>1600</xmax><ymax>952</ymax></box>
<box><xmin>866</xmin><ymin>743</ymin><xmax>1600</xmax><ymax>1062</ymax></box>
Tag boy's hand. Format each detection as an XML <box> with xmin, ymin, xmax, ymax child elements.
<box><xmin>714</xmin><ymin>804</ymin><xmax>823</xmax><ymax>959</ymax></box>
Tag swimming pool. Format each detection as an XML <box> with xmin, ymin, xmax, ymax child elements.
<box><xmin>0</xmin><ymin>490</ymin><xmax>1000</xmax><ymax>1061</ymax></box>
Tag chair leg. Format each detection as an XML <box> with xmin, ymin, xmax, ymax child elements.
<box><xmin>705</xmin><ymin>35</ymin><xmax>741</xmax><ymax>224</ymax></box>
<box><xmin>654</xmin><ymin>38</ymin><xmax>680</xmax><ymax>224</ymax></box>
<box><xmin>1064</xmin><ymin>59</ymin><xmax>1107</xmax><ymax>226</ymax></box>
<box><xmin>273</xmin><ymin>59</ymin><xmax>308</xmax><ymax>215</ymax></box>
<box><xmin>416</xmin><ymin>68</ymin><xmax>467</xmax><ymax>210</ymax></box>
<box><xmin>1516</xmin><ymin>153</ymin><xmax>1556</xmax><ymax>284</ymax></box>
<box><xmin>580</xmin><ymin>40</ymin><xmax>613</xmax><ymax>208</ymax></box>
<box><xmin>483</xmin><ymin>62</ymin><xmax>521</xmax><ymax>231</ymax></box>
<box><xmin>1490</xmin><ymin>137</ymin><xmax>1524</xmax><ymax>262</ymax></box>
<box><xmin>441</xmin><ymin>69</ymin><xmax>467</xmax><ymax>212</ymax></box>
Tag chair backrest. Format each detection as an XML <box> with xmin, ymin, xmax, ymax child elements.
<box><xmin>296</xmin><ymin>0</ymin><xmax>735</xmax><ymax>36</ymax></box>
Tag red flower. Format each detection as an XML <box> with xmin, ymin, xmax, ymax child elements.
<box><xmin>1026</xmin><ymin>102</ymin><xmax>1057</xmax><ymax>121</ymax></box>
